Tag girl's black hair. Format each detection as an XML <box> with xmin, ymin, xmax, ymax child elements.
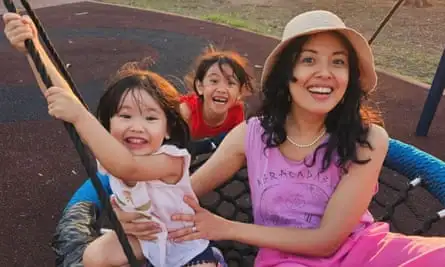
<box><xmin>96</xmin><ymin>66</ymin><xmax>190</xmax><ymax>149</ymax></box>
<box><xmin>258</xmin><ymin>31</ymin><xmax>383</xmax><ymax>173</ymax></box>
<box><xmin>184</xmin><ymin>46</ymin><xmax>255</xmax><ymax>98</ymax></box>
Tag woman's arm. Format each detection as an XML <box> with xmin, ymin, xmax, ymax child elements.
<box><xmin>223</xmin><ymin>124</ymin><xmax>389</xmax><ymax>257</ymax></box>
<box><xmin>191</xmin><ymin>122</ymin><xmax>247</xmax><ymax>197</ymax></box>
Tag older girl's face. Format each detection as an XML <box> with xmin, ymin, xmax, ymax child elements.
<box><xmin>289</xmin><ymin>32</ymin><xmax>350</xmax><ymax>115</ymax></box>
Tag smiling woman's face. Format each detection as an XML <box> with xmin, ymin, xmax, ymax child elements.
<box><xmin>289</xmin><ymin>31</ymin><xmax>350</xmax><ymax>115</ymax></box>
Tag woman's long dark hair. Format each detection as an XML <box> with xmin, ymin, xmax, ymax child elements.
<box><xmin>258</xmin><ymin>32</ymin><xmax>383</xmax><ymax>173</ymax></box>
<box><xmin>96</xmin><ymin>62</ymin><xmax>190</xmax><ymax>149</ymax></box>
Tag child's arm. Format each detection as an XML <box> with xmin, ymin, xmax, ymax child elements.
<box><xmin>45</xmin><ymin>87</ymin><xmax>184</xmax><ymax>182</ymax></box>
<box><xmin>26</xmin><ymin>39</ymin><xmax>71</xmax><ymax>94</ymax></box>
<box><xmin>3</xmin><ymin>13</ymin><xmax>71</xmax><ymax>93</ymax></box>
<box><xmin>75</xmin><ymin>106</ymin><xmax>183</xmax><ymax>182</ymax></box>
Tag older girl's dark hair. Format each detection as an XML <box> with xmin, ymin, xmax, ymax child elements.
<box><xmin>96</xmin><ymin>61</ymin><xmax>190</xmax><ymax>149</ymax></box>
<box><xmin>184</xmin><ymin>46</ymin><xmax>255</xmax><ymax>97</ymax></box>
<box><xmin>258</xmin><ymin>32</ymin><xmax>383</xmax><ymax>173</ymax></box>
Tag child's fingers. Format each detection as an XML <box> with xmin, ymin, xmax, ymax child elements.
<box><xmin>45</xmin><ymin>86</ymin><xmax>64</xmax><ymax>95</ymax></box>
<box><xmin>21</xmin><ymin>15</ymin><xmax>32</xmax><ymax>25</ymax></box>
<box><xmin>48</xmin><ymin>104</ymin><xmax>58</xmax><ymax>118</ymax></box>
<box><xmin>4</xmin><ymin>18</ymin><xmax>26</xmax><ymax>33</ymax></box>
<box><xmin>44</xmin><ymin>87</ymin><xmax>64</xmax><ymax>102</ymax></box>
<box><xmin>7</xmin><ymin>25</ymin><xmax>32</xmax><ymax>37</ymax></box>
<box><xmin>2</xmin><ymin>12</ymin><xmax>21</xmax><ymax>24</ymax></box>
<box><xmin>44</xmin><ymin>88</ymin><xmax>54</xmax><ymax>98</ymax></box>
<box><xmin>8</xmin><ymin>31</ymin><xmax>33</xmax><ymax>45</ymax></box>
<box><xmin>46</xmin><ymin>94</ymin><xmax>65</xmax><ymax>107</ymax></box>
<box><xmin>20</xmin><ymin>15</ymin><xmax>37</xmax><ymax>35</ymax></box>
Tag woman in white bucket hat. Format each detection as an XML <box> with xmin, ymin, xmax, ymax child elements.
<box><xmin>171</xmin><ymin>10</ymin><xmax>445</xmax><ymax>266</ymax></box>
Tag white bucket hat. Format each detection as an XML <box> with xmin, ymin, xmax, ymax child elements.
<box><xmin>261</xmin><ymin>10</ymin><xmax>377</xmax><ymax>92</ymax></box>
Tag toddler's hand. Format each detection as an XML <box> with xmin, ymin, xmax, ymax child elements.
<box><xmin>3</xmin><ymin>13</ymin><xmax>38</xmax><ymax>54</ymax></box>
<box><xmin>45</xmin><ymin>86</ymin><xmax>86</xmax><ymax>124</ymax></box>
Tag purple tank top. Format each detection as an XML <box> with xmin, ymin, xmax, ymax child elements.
<box><xmin>245</xmin><ymin>117</ymin><xmax>375</xmax><ymax>265</ymax></box>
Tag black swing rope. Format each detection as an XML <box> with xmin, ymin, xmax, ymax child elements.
<box><xmin>2</xmin><ymin>0</ymin><xmax>140</xmax><ymax>266</ymax></box>
<box><xmin>368</xmin><ymin>0</ymin><xmax>405</xmax><ymax>45</ymax></box>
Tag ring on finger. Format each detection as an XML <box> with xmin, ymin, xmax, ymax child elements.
<box><xmin>191</xmin><ymin>226</ymin><xmax>197</xmax><ymax>233</ymax></box>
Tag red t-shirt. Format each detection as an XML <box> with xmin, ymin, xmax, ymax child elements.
<box><xmin>180</xmin><ymin>94</ymin><xmax>244</xmax><ymax>140</ymax></box>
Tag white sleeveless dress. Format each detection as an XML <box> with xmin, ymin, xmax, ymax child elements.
<box><xmin>98</xmin><ymin>144</ymin><xmax>209</xmax><ymax>267</ymax></box>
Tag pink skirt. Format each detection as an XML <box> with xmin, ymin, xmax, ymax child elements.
<box><xmin>255</xmin><ymin>222</ymin><xmax>445</xmax><ymax>267</ymax></box>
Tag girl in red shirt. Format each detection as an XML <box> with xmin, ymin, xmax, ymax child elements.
<box><xmin>180</xmin><ymin>47</ymin><xmax>255</xmax><ymax>141</ymax></box>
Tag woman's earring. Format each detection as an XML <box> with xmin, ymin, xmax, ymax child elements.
<box><xmin>165</xmin><ymin>135</ymin><xmax>170</xmax><ymax>140</ymax></box>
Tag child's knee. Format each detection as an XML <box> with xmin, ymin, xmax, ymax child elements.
<box><xmin>83</xmin><ymin>241</ymin><xmax>108</xmax><ymax>267</ymax></box>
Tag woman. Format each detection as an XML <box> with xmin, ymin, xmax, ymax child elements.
<box><xmin>53</xmin><ymin>10</ymin><xmax>445</xmax><ymax>267</ymax></box>
<box><xmin>164</xmin><ymin>10</ymin><xmax>445</xmax><ymax>266</ymax></box>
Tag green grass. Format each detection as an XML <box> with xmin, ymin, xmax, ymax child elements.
<box><xmin>99</xmin><ymin>0</ymin><xmax>444</xmax><ymax>84</ymax></box>
<box><xmin>373</xmin><ymin>41</ymin><xmax>441</xmax><ymax>84</ymax></box>
<box><xmin>201</xmin><ymin>14</ymin><xmax>249</xmax><ymax>29</ymax></box>
<box><xmin>100</xmin><ymin>0</ymin><xmax>280</xmax><ymax>35</ymax></box>
<box><xmin>200</xmin><ymin>12</ymin><xmax>278</xmax><ymax>35</ymax></box>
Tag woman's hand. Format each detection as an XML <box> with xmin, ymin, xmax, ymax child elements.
<box><xmin>168</xmin><ymin>196</ymin><xmax>234</xmax><ymax>242</ymax></box>
<box><xmin>111</xmin><ymin>196</ymin><xmax>162</xmax><ymax>241</ymax></box>
<box><xmin>44</xmin><ymin>86</ymin><xmax>86</xmax><ymax>124</ymax></box>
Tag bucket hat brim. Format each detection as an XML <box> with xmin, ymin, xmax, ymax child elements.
<box><xmin>260</xmin><ymin>11</ymin><xmax>377</xmax><ymax>93</ymax></box>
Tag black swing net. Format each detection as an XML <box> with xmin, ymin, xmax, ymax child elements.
<box><xmin>4</xmin><ymin>0</ymin><xmax>445</xmax><ymax>267</ymax></box>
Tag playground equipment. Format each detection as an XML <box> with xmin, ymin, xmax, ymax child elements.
<box><xmin>416</xmin><ymin>49</ymin><xmax>445</xmax><ymax>136</ymax></box>
<box><xmin>3</xmin><ymin>0</ymin><xmax>445</xmax><ymax>266</ymax></box>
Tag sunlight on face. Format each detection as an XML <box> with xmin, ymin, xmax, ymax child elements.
<box><xmin>197</xmin><ymin>63</ymin><xmax>241</xmax><ymax>117</ymax></box>
<box><xmin>289</xmin><ymin>32</ymin><xmax>350</xmax><ymax>116</ymax></box>
<box><xmin>109</xmin><ymin>88</ymin><xmax>169</xmax><ymax>156</ymax></box>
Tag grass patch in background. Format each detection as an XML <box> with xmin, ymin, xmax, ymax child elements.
<box><xmin>99</xmin><ymin>0</ymin><xmax>445</xmax><ymax>84</ymax></box>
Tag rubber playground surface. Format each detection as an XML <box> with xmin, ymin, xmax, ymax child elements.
<box><xmin>0</xmin><ymin>1</ymin><xmax>445</xmax><ymax>266</ymax></box>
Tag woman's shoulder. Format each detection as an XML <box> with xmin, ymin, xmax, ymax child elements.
<box><xmin>243</xmin><ymin>116</ymin><xmax>266</xmax><ymax>148</ymax></box>
<box><xmin>245</xmin><ymin>115</ymin><xmax>265</xmax><ymax>132</ymax></box>
<box><xmin>367</xmin><ymin>123</ymin><xmax>389</xmax><ymax>147</ymax></box>
<box><xmin>360</xmin><ymin>123</ymin><xmax>389</xmax><ymax>158</ymax></box>
<box><xmin>246</xmin><ymin>115</ymin><xmax>260</xmax><ymax>124</ymax></box>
